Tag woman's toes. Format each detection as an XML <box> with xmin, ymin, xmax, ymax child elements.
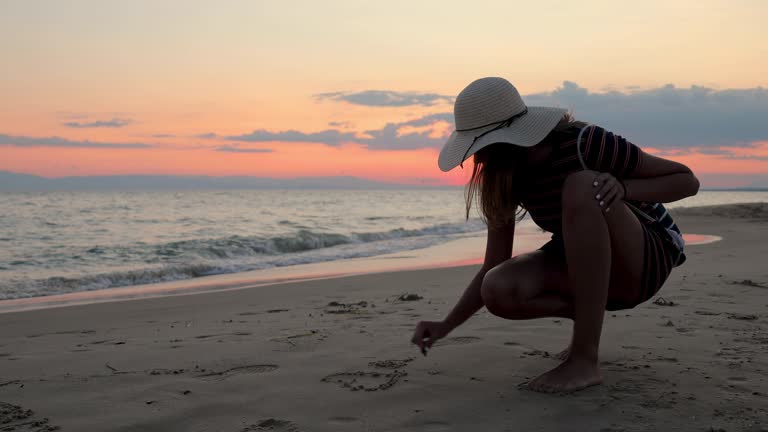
<box><xmin>525</xmin><ymin>373</ymin><xmax>558</xmax><ymax>393</ymax></box>
<box><xmin>525</xmin><ymin>359</ymin><xmax>603</xmax><ymax>394</ymax></box>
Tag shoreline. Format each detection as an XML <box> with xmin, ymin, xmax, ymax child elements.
<box><xmin>0</xmin><ymin>230</ymin><xmax>721</xmax><ymax>315</ymax></box>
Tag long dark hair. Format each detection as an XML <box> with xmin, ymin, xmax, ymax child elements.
<box><xmin>464</xmin><ymin>113</ymin><xmax>585</xmax><ymax>227</ymax></box>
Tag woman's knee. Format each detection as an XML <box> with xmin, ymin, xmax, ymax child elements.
<box><xmin>562</xmin><ymin>170</ymin><xmax>603</xmax><ymax>220</ymax></box>
<box><xmin>480</xmin><ymin>263</ymin><xmax>526</xmax><ymax>317</ymax></box>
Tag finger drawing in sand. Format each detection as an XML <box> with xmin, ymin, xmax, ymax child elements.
<box><xmin>413</xmin><ymin>77</ymin><xmax>701</xmax><ymax>393</ymax></box>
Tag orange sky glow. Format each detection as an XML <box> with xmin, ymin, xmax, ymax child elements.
<box><xmin>1</xmin><ymin>1</ymin><xmax>766</xmax><ymax>188</ymax></box>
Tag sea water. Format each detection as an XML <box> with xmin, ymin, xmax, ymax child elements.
<box><xmin>1</xmin><ymin>189</ymin><xmax>765</xmax><ymax>301</ymax></box>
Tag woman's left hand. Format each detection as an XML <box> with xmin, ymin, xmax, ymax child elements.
<box><xmin>592</xmin><ymin>172</ymin><xmax>625</xmax><ymax>213</ymax></box>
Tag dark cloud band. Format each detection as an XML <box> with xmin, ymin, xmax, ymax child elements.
<box><xmin>314</xmin><ymin>90</ymin><xmax>454</xmax><ymax>107</ymax></box>
<box><xmin>0</xmin><ymin>134</ymin><xmax>152</xmax><ymax>149</ymax></box>
<box><xmin>215</xmin><ymin>146</ymin><xmax>273</xmax><ymax>153</ymax></box>
<box><xmin>525</xmin><ymin>82</ymin><xmax>768</xmax><ymax>148</ymax></box>
<box><xmin>179</xmin><ymin>82</ymin><xmax>768</xmax><ymax>152</ymax></box>
<box><xmin>62</xmin><ymin>118</ymin><xmax>133</xmax><ymax>128</ymax></box>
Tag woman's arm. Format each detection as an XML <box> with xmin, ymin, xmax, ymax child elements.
<box><xmin>411</xmin><ymin>220</ymin><xmax>514</xmax><ymax>354</ymax></box>
<box><xmin>582</xmin><ymin>126</ymin><xmax>699</xmax><ymax>206</ymax></box>
<box><xmin>623</xmin><ymin>151</ymin><xmax>700</xmax><ymax>202</ymax></box>
<box><xmin>443</xmin><ymin>220</ymin><xmax>515</xmax><ymax>330</ymax></box>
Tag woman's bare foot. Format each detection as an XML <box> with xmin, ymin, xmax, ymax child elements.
<box><xmin>554</xmin><ymin>345</ymin><xmax>571</xmax><ymax>361</ymax></box>
<box><xmin>526</xmin><ymin>357</ymin><xmax>602</xmax><ymax>393</ymax></box>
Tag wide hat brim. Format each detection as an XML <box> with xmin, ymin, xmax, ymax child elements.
<box><xmin>438</xmin><ymin>106</ymin><xmax>568</xmax><ymax>172</ymax></box>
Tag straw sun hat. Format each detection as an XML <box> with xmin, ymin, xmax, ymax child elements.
<box><xmin>438</xmin><ymin>77</ymin><xmax>567</xmax><ymax>172</ymax></box>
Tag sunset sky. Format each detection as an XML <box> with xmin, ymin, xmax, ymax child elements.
<box><xmin>1</xmin><ymin>0</ymin><xmax>767</xmax><ymax>187</ymax></box>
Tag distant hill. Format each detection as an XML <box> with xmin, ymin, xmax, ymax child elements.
<box><xmin>746</xmin><ymin>179</ymin><xmax>768</xmax><ymax>189</ymax></box>
<box><xmin>0</xmin><ymin>171</ymin><xmax>460</xmax><ymax>191</ymax></box>
<box><xmin>701</xmin><ymin>188</ymin><xmax>768</xmax><ymax>192</ymax></box>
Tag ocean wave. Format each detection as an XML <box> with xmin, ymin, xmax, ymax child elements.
<box><xmin>0</xmin><ymin>219</ymin><xmax>487</xmax><ymax>300</ymax></box>
<box><xmin>94</xmin><ymin>219</ymin><xmax>488</xmax><ymax>260</ymax></box>
<box><xmin>0</xmin><ymin>263</ymin><xmax>222</xmax><ymax>300</ymax></box>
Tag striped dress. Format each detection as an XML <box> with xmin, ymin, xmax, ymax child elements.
<box><xmin>521</xmin><ymin>125</ymin><xmax>686</xmax><ymax>310</ymax></box>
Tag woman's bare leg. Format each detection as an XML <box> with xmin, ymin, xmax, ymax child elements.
<box><xmin>480</xmin><ymin>171</ymin><xmax>646</xmax><ymax>393</ymax></box>
<box><xmin>481</xmin><ymin>250</ymin><xmax>572</xmax><ymax>320</ymax></box>
<box><xmin>525</xmin><ymin>170</ymin><xmax>646</xmax><ymax>393</ymax></box>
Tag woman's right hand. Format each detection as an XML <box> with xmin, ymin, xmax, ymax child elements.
<box><xmin>411</xmin><ymin>320</ymin><xmax>452</xmax><ymax>356</ymax></box>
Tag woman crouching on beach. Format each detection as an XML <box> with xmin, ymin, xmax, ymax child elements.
<box><xmin>410</xmin><ymin>77</ymin><xmax>699</xmax><ymax>393</ymax></box>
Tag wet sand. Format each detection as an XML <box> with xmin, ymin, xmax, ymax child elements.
<box><xmin>0</xmin><ymin>203</ymin><xmax>765</xmax><ymax>431</ymax></box>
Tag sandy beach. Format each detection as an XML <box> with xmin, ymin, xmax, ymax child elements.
<box><xmin>0</xmin><ymin>203</ymin><xmax>766</xmax><ymax>431</ymax></box>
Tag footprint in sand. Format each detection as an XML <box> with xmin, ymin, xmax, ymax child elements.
<box><xmin>521</xmin><ymin>349</ymin><xmax>551</xmax><ymax>358</ymax></box>
<box><xmin>731</xmin><ymin>279</ymin><xmax>767</xmax><ymax>288</ymax></box>
<box><xmin>609</xmin><ymin>376</ymin><xmax>673</xmax><ymax>403</ymax></box>
<box><xmin>694</xmin><ymin>310</ymin><xmax>721</xmax><ymax>316</ymax></box>
<box><xmin>147</xmin><ymin>367</ymin><xmax>188</xmax><ymax>376</ymax></box>
<box><xmin>194</xmin><ymin>332</ymin><xmax>252</xmax><ymax>340</ymax></box>
<box><xmin>26</xmin><ymin>329</ymin><xmax>96</xmax><ymax>338</ymax></box>
<box><xmin>82</xmin><ymin>339</ymin><xmax>127</xmax><ymax>347</ymax></box>
<box><xmin>269</xmin><ymin>330</ymin><xmax>327</xmax><ymax>352</ymax></box>
<box><xmin>368</xmin><ymin>358</ymin><xmax>414</xmax><ymax>369</ymax></box>
<box><xmin>242</xmin><ymin>418</ymin><xmax>300</xmax><ymax>431</ymax></box>
<box><xmin>322</xmin><ymin>370</ymin><xmax>407</xmax><ymax>392</ymax></box>
<box><xmin>727</xmin><ymin>313</ymin><xmax>758</xmax><ymax>321</ymax></box>
<box><xmin>197</xmin><ymin>364</ymin><xmax>279</xmax><ymax>381</ymax></box>
<box><xmin>55</xmin><ymin>329</ymin><xmax>96</xmax><ymax>336</ymax></box>
<box><xmin>323</xmin><ymin>301</ymin><xmax>370</xmax><ymax>315</ymax></box>
<box><xmin>652</xmin><ymin>356</ymin><xmax>679</xmax><ymax>363</ymax></box>
<box><xmin>0</xmin><ymin>401</ymin><xmax>60</xmax><ymax>431</ymax></box>
<box><xmin>433</xmin><ymin>336</ymin><xmax>481</xmax><ymax>347</ymax></box>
